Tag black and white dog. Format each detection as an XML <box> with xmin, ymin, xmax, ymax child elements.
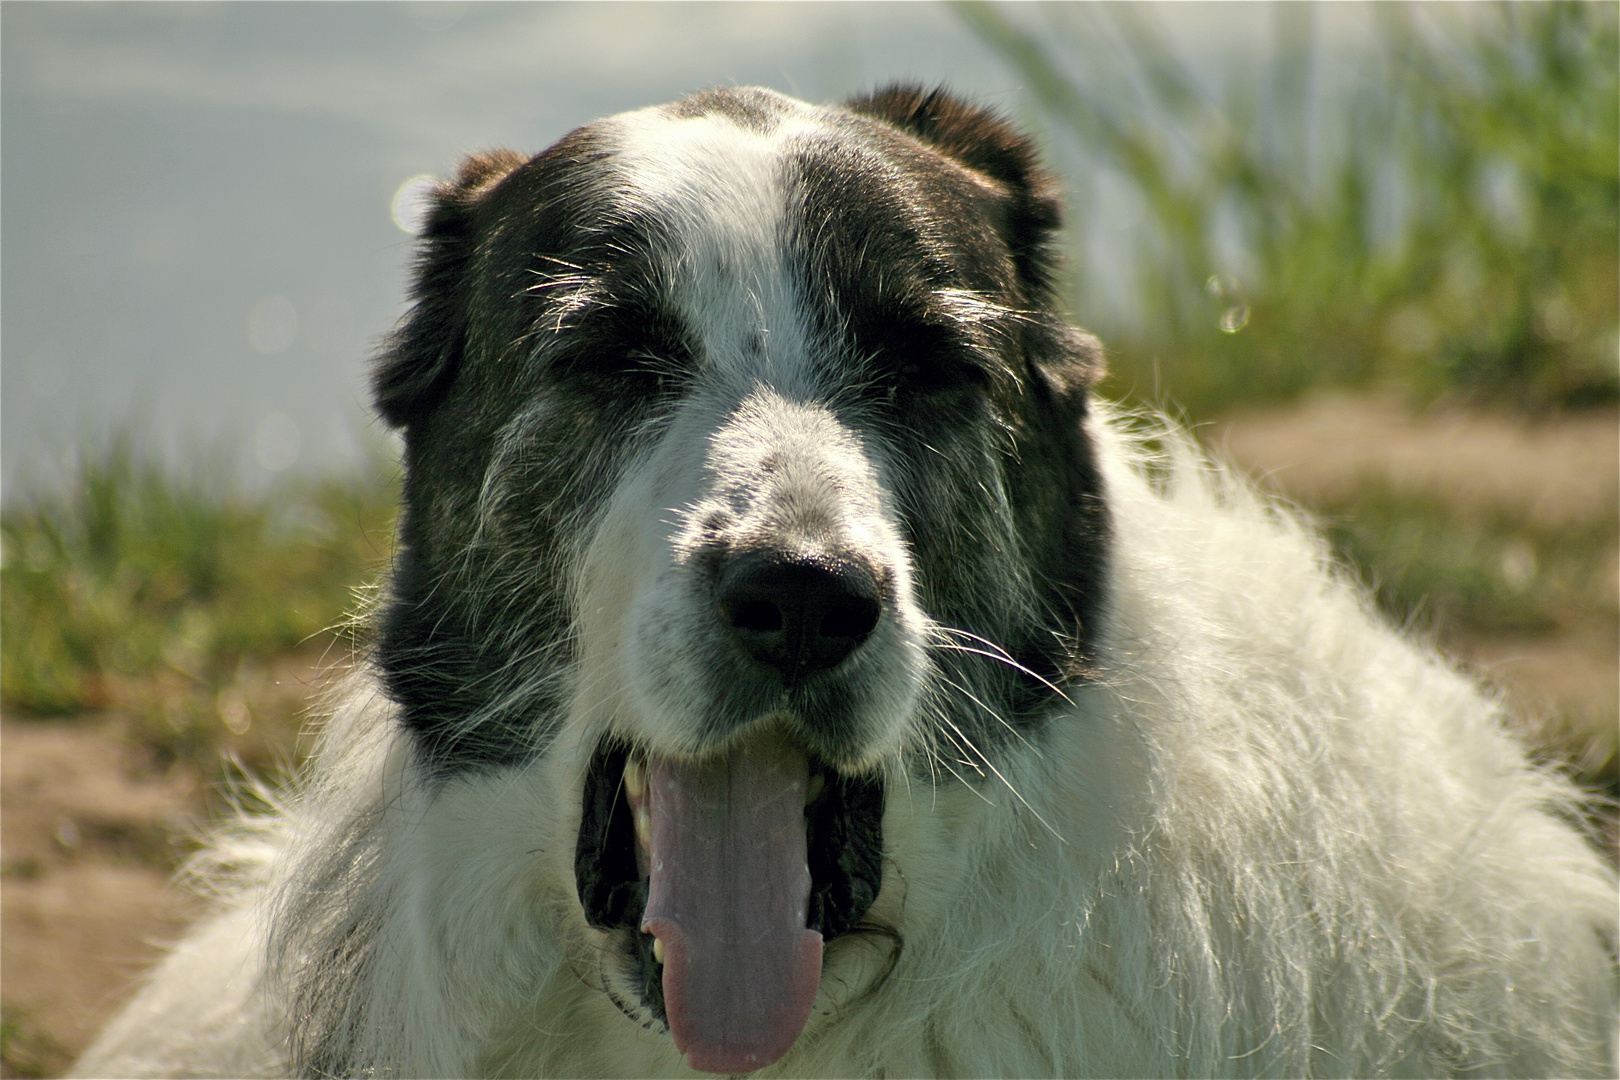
<box><xmin>77</xmin><ymin>86</ymin><xmax>1615</xmax><ymax>1078</ymax></box>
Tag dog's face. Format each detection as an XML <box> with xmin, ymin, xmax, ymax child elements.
<box><xmin>371</xmin><ymin>86</ymin><xmax>1108</xmax><ymax>1073</ymax></box>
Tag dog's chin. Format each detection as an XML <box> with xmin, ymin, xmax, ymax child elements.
<box><xmin>574</xmin><ymin>734</ymin><xmax>885</xmax><ymax>1065</ymax></box>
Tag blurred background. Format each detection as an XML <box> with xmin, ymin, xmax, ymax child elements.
<box><xmin>2</xmin><ymin>3</ymin><xmax>1615</xmax><ymax>1075</ymax></box>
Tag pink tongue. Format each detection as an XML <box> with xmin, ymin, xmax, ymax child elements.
<box><xmin>641</xmin><ymin>733</ymin><xmax>823</xmax><ymax>1075</ymax></box>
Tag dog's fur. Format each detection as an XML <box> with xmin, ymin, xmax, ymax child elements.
<box><xmin>76</xmin><ymin>86</ymin><xmax>1615</xmax><ymax>1079</ymax></box>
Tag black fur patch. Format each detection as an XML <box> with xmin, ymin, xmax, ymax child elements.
<box><xmin>371</xmin><ymin>130</ymin><xmax>691</xmax><ymax>772</ymax></box>
<box><xmin>845</xmin><ymin>85</ymin><xmax>1066</xmax><ymax>303</ymax></box>
<box><xmin>794</xmin><ymin>89</ymin><xmax>1112</xmax><ymax>730</ymax></box>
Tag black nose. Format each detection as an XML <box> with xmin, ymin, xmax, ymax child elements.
<box><xmin>716</xmin><ymin>551</ymin><xmax>883</xmax><ymax>682</ymax></box>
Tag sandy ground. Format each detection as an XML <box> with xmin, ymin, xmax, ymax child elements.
<box><xmin>1209</xmin><ymin>393</ymin><xmax>1619</xmax><ymax>529</ymax></box>
<box><xmin>2</xmin><ymin>399</ymin><xmax>1615</xmax><ymax>1078</ymax></box>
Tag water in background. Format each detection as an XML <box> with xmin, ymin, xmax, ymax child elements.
<box><xmin>2</xmin><ymin>2</ymin><xmax>1382</xmax><ymax>493</ymax></box>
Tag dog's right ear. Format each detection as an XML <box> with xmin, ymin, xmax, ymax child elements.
<box><xmin>372</xmin><ymin>150</ymin><xmax>526</xmax><ymax>429</ymax></box>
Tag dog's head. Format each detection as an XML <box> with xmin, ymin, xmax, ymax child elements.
<box><xmin>371</xmin><ymin>86</ymin><xmax>1108</xmax><ymax>1073</ymax></box>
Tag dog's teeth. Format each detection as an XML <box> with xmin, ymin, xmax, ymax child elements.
<box><xmin>652</xmin><ymin>936</ymin><xmax>665</xmax><ymax>965</ymax></box>
<box><xmin>635</xmin><ymin>804</ymin><xmax>651</xmax><ymax>850</ymax></box>
<box><xmin>624</xmin><ymin>756</ymin><xmax>645</xmax><ymax>801</ymax></box>
<box><xmin>805</xmin><ymin>773</ymin><xmax>824</xmax><ymax>806</ymax></box>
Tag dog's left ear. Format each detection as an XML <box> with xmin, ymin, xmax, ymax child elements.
<box><xmin>372</xmin><ymin>149</ymin><xmax>527</xmax><ymax>429</ymax></box>
<box><xmin>848</xmin><ymin>85</ymin><xmax>1101</xmax><ymax>396</ymax></box>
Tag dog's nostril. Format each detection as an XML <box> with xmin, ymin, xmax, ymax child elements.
<box><xmin>716</xmin><ymin>551</ymin><xmax>884</xmax><ymax>683</ymax></box>
<box><xmin>820</xmin><ymin>598</ymin><xmax>880</xmax><ymax>641</ymax></box>
<box><xmin>727</xmin><ymin>598</ymin><xmax>784</xmax><ymax>635</ymax></box>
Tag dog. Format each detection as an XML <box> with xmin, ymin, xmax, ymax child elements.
<box><xmin>75</xmin><ymin>85</ymin><xmax>1616</xmax><ymax>1078</ymax></box>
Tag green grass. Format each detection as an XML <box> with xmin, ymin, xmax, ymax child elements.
<box><xmin>1</xmin><ymin>439</ymin><xmax>396</xmax><ymax>767</ymax></box>
<box><xmin>0</xmin><ymin>1006</ymin><xmax>69</xmax><ymax>1080</ymax></box>
<box><xmin>1316</xmin><ymin>482</ymin><xmax>1617</xmax><ymax>637</ymax></box>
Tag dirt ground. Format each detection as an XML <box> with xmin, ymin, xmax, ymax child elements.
<box><xmin>2</xmin><ymin>658</ymin><xmax>323</xmax><ymax>1079</ymax></box>
<box><xmin>3</xmin><ymin>398</ymin><xmax>1616</xmax><ymax>1078</ymax></box>
<box><xmin>1</xmin><ymin>718</ymin><xmax>204</xmax><ymax>1077</ymax></box>
<box><xmin>1210</xmin><ymin>393</ymin><xmax>1619</xmax><ymax>529</ymax></box>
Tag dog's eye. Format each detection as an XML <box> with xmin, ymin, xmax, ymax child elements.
<box><xmin>864</xmin><ymin>320</ymin><xmax>991</xmax><ymax>406</ymax></box>
<box><xmin>619</xmin><ymin>349</ymin><xmax>686</xmax><ymax>396</ymax></box>
<box><xmin>540</xmin><ymin>300</ymin><xmax>696</xmax><ymax>402</ymax></box>
<box><xmin>892</xmin><ymin>353</ymin><xmax>989</xmax><ymax>399</ymax></box>
<box><xmin>884</xmin><ymin>342</ymin><xmax>992</xmax><ymax>408</ymax></box>
<box><xmin>548</xmin><ymin>349</ymin><xmax>684</xmax><ymax>400</ymax></box>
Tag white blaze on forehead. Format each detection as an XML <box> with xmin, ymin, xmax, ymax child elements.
<box><xmin>607</xmin><ymin>106</ymin><xmax>823</xmax><ymax>393</ymax></box>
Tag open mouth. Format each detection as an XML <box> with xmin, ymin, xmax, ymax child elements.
<box><xmin>575</xmin><ymin>732</ymin><xmax>883</xmax><ymax>1074</ymax></box>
